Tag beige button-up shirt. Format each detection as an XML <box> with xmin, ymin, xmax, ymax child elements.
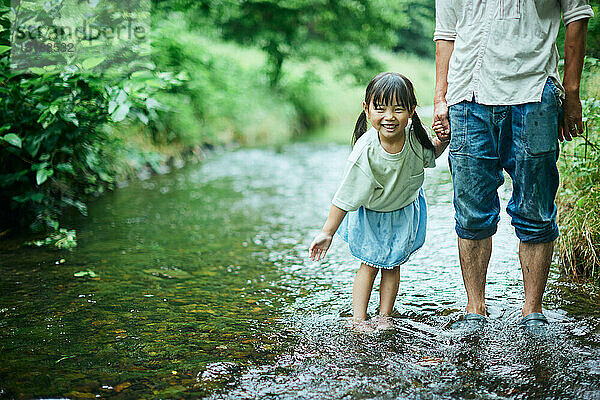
<box><xmin>434</xmin><ymin>0</ymin><xmax>594</xmax><ymax>106</ymax></box>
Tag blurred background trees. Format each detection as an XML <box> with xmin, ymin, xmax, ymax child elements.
<box><xmin>152</xmin><ymin>0</ymin><xmax>434</xmax><ymax>86</ymax></box>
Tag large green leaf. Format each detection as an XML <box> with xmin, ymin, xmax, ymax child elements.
<box><xmin>27</xmin><ymin>67</ymin><xmax>47</xmax><ymax>75</ymax></box>
<box><xmin>55</xmin><ymin>162</ymin><xmax>75</xmax><ymax>175</ymax></box>
<box><xmin>36</xmin><ymin>165</ymin><xmax>54</xmax><ymax>185</ymax></box>
<box><xmin>108</xmin><ymin>90</ymin><xmax>128</xmax><ymax>114</ymax></box>
<box><xmin>111</xmin><ymin>102</ymin><xmax>130</xmax><ymax>122</ymax></box>
<box><xmin>62</xmin><ymin>112</ymin><xmax>79</xmax><ymax>126</ymax></box>
<box><xmin>81</xmin><ymin>57</ymin><xmax>106</xmax><ymax>70</ymax></box>
<box><xmin>2</xmin><ymin>133</ymin><xmax>22</xmax><ymax>148</ymax></box>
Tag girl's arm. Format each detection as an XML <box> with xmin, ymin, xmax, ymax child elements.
<box><xmin>432</xmin><ymin>136</ymin><xmax>449</xmax><ymax>158</ymax></box>
<box><xmin>309</xmin><ymin>204</ymin><xmax>348</xmax><ymax>261</ymax></box>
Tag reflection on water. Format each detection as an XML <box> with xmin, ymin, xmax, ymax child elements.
<box><xmin>1</xmin><ymin>144</ymin><xmax>599</xmax><ymax>399</ymax></box>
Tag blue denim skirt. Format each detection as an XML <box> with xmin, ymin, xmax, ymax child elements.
<box><xmin>336</xmin><ymin>189</ymin><xmax>427</xmax><ymax>269</ymax></box>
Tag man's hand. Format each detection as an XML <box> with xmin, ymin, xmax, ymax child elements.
<box><xmin>309</xmin><ymin>232</ymin><xmax>333</xmax><ymax>261</ymax></box>
<box><xmin>560</xmin><ymin>17</ymin><xmax>589</xmax><ymax>141</ymax></box>
<box><xmin>433</xmin><ymin>100</ymin><xmax>451</xmax><ymax>143</ymax></box>
<box><xmin>559</xmin><ymin>91</ymin><xmax>583</xmax><ymax>142</ymax></box>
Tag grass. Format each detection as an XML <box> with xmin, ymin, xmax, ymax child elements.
<box><xmin>556</xmin><ymin>57</ymin><xmax>600</xmax><ymax>283</ymax></box>
<box><xmin>557</xmin><ymin>126</ymin><xmax>600</xmax><ymax>283</ymax></box>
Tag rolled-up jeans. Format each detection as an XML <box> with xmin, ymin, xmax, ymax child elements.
<box><xmin>448</xmin><ymin>78</ymin><xmax>561</xmax><ymax>243</ymax></box>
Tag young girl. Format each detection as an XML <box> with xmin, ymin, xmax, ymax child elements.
<box><xmin>309</xmin><ymin>72</ymin><xmax>449</xmax><ymax>331</ymax></box>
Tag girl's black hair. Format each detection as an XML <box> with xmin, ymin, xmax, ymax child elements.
<box><xmin>352</xmin><ymin>72</ymin><xmax>434</xmax><ymax>152</ymax></box>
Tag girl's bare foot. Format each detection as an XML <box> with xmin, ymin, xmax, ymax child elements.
<box><xmin>347</xmin><ymin>317</ymin><xmax>375</xmax><ymax>333</ymax></box>
<box><xmin>373</xmin><ymin>315</ymin><xmax>394</xmax><ymax>331</ymax></box>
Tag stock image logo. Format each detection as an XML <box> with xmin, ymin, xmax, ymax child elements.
<box><xmin>10</xmin><ymin>0</ymin><xmax>151</xmax><ymax>73</ymax></box>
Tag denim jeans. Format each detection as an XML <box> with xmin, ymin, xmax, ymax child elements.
<box><xmin>448</xmin><ymin>78</ymin><xmax>560</xmax><ymax>243</ymax></box>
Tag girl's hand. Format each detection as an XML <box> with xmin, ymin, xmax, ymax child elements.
<box><xmin>432</xmin><ymin>120</ymin><xmax>450</xmax><ymax>143</ymax></box>
<box><xmin>309</xmin><ymin>232</ymin><xmax>333</xmax><ymax>261</ymax></box>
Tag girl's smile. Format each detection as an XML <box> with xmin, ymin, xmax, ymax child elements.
<box><xmin>381</xmin><ymin>123</ymin><xmax>399</xmax><ymax>131</ymax></box>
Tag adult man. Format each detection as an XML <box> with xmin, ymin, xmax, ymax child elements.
<box><xmin>433</xmin><ymin>0</ymin><xmax>594</xmax><ymax>327</ymax></box>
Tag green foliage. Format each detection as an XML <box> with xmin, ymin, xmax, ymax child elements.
<box><xmin>395</xmin><ymin>0</ymin><xmax>435</xmax><ymax>59</ymax></box>
<box><xmin>9</xmin><ymin>0</ymin><xmax>150</xmax><ymax>73</ymax></box>
<box><xmin>586</xmin><ymin>4</ymin><xmax>600</xmax><ymax>58</ymax></box>
<box><xmin>581</xmin><ymin>56</ymin><xmax>600</xmax><ymax>99</ymax></box>
<box><xmin>0</xmin><ymin>57</ymin><xmax>116</xmax><ymax>232</ymax></box>
<box><xmin>25</xmin><ymin>228</ymin><xmax>77</xmax><ymax>249</ymax></box>
<box><xmin>158</xmin><ymin>0</ymin><xmax>412</xmax><ymax>86</ymax></box>
<box><xmin>148</xmin><ymin>18</ymin><xmax>324</xmax><ymax>145</ymax></box>
<box><xmin>0</xmin><ymin>0</ymin><xmax>155</xmax><ymax>234</ymax></box>
<box><xmin>280</xmin><ymin>72</ymin><xmax>328</xmax><ymax>134</ymax></box>
<box><xmin>73</xmin><ymin>269</ymin><xmax>98</xmax><ymax>277</ymax></box>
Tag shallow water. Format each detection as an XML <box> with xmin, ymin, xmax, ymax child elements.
<box><xmin>1</xmin><ymin>144</ymin><xmax>600</xmax><ymax>399</ymax></box>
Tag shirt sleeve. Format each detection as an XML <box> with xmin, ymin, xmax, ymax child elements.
<box><xmin>561</xmin><ymin>0</ymin><xmax>594</xmax><ymax>26</ymax></box>
<box><xmin>419</xmin><ymin>126</ymin><xmax>436</xmax><ymax>168</ymax></box>
<box><xmin>331</xmin><ymin>162</ymin><xmax>375</xmax><ymax>212</ymax></box>
<box><xmin>423</xmin><ymin>147</ymin><xmax>436</xmax><ymax>169</ymax></box>
<box><xmin>434</xmin><ymin>0</ymin><xmax>457</xmax><ymax>41</ymax></box>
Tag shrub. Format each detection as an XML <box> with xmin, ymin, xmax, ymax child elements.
<box><xmin>557</xmin><ymin>62</ymin><xmax>600</xmax><ymax>282</ymax></box>
<box><xmin>0</xmin><ymin>61</ymin><xmax>117</xmax><ymax>232</ymax></box>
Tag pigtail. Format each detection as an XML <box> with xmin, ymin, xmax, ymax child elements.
<box><xmin>352</xmin><ymin>110</ymin><xmax>368</xmax><ymax>145</ymax></box>
<box><xmin>411</xmin><ymin>111</ymin><xmax>434</xmax><ymax>150</ymax></box>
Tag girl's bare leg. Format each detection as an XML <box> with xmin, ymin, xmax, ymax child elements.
<box><xmin>352</xmin><ymin>263</ymin><xmax>379</xmax><ymax>320</ymax></box>
<box><xmin>379</xmin><ymin>266</ymin><xmax>400</xmax><ymax>316</ymax></box>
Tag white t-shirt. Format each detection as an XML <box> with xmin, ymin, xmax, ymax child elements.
<box><xmin>332</xmin><ymin>124</ymin><xmax>436</xmax><ymax>212</ymax></box>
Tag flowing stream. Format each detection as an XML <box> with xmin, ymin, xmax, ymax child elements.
<box><xmin>1</xmin><ymin>143</ymin><xmax>600</xmax><ymax>399</ymax></box>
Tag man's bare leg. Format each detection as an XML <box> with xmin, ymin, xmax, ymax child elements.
<box><xmin>458</xmin><ymin>237</ymin><xmax>492</xmax><ymax>315</ymax></box>
<box><xmin>519</xmin><ymin>241</ymin><xmax>553</xmax><ymax>317</ymax></box>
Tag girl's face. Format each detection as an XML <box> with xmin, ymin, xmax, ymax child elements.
<box><xmin>363</xmin><ymin>98</ymin><xmax>414</xmax><ymax>141</ymax></box>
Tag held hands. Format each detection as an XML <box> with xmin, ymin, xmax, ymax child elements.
<box><xmin>432</xmin><ymin>100</ymin><xmax>451</xmax><ymax>143</ymax></box>
<box><xmin>309</xmin><ymin>231</ymin><xmax>333</xmax><ymax>261</ymax></box>
<box><xmin>433</xmin><ymin>121</ymin><xmax>451</xmax><ymax>143</ymax></box>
